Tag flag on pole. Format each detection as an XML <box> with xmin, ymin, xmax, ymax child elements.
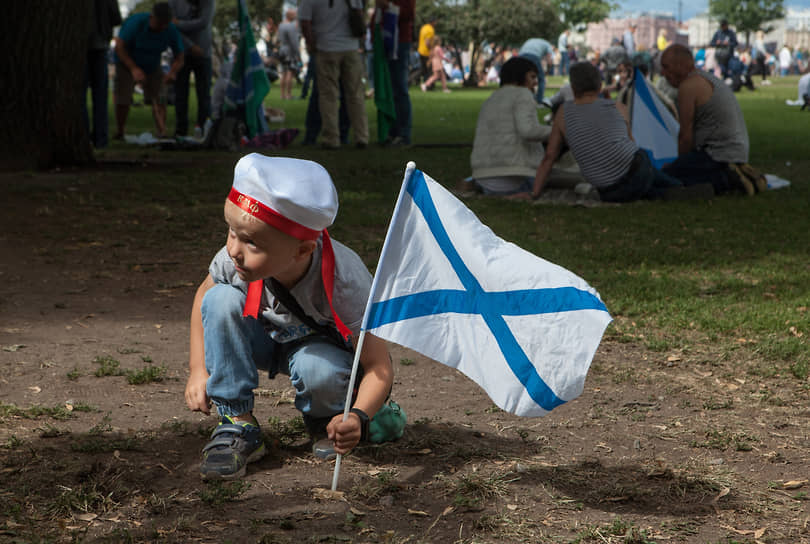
<box><xmin>372</xmin><ymin>19</ymin><xmax>396</xmax><ymax>143</ymax></box>
<box><xmin>631</xmin><ymin>68</ymin><xmax>679</xmax><ymax>169</ymax></box>
<box><xmin>363</xmin><ymin>165</ymin><xmax>612</xmax><ymax>417</ymax></box>
<box><xmin>225</xmin><ymin>0</ymin><xmax>270</xmax><ymax>138</ymax></box>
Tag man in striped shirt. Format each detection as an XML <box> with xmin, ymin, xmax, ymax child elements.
<box><xmin>525</xmin><ymin>62</ymin><xmax>696</xmax><ymax>203</ymax></box>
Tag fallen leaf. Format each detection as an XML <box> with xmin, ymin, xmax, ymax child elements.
<box><xmin>28</xmin><ymin>386</ymin><xmax>41</xmax><ymax>394</ymax></box>
<box><xmin>349</xmin><ymin>507</ymin><xmax>365</xmax><ymax>516</ymax></box>
<box><xmin>407</xmin><ymin>509</ymin><xmax>429</xmax><ymax>516</ymax></box>
<box><xmin>76</xmin><ymin>513</ymin><xmax>97</xmax><ymax>522</ymax></box>
<box><xmin>667</xmin><ymin>355</ymin><xmax>681</xmax><ymax>362</ymax></box>
<box><xmin>441</xmin><ymin>506</ymin><xmax>454</xmax><ymax>516</ymax></box>
<box><xmin>418</xmin><ymin>448</ymin><xmax>432</xmax><ymax>454</ymax></box>
<box><xmin>783</xmin><ymin>480</ymin><xmax>807</xmax><ymax>490</ymax></box>
<box><xmin>507</xmin><ymin>504</ymin><xmax>518</xmax><ymax>510</ymax></box>
<box><xmin>367</xmin><ymin>469</ymin><xmax>380</xmax><ymax>476</ymax></box>
<box><xmin>754</xmin><ymin>528</ymin><xmax>766</xmax><ymax>539</ymax></box>
<box><xmin>2</xmin><ymin>344</ymin><xmax>25</xmax><ymax>352</ymax></box>
<box><xmin>311</xmin><ymin>488</ymin><xmax>345</xmax><ymax>501</ymax></box>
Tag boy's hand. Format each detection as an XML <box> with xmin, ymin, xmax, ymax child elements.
<box><xmin>185</xmin><ymin>369</ymin><xmax>211</xmax><ymax>414</ymax></box>
<box><xmin>326</xmin><ymin>413</ymin><xmax>362</xmax><ymax>454</ymax></box>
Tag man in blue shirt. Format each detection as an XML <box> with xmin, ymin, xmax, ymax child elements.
<box><xmin>113</xmin><ymin>2</ymin><xmax>184</xmax><ymax>139</ymax></box>
<box><xmin>518</xmin><ymin>38</ymin><xmax>553</xmax><ymax>103</ymax></box>
<box><xmin>710</xmin><ymin>19</ymin><xmax>738</xmax><ymax>78</ymax></box>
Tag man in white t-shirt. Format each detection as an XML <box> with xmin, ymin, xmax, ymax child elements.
<box><xmin>299</xmin><ymin>0</ymin><xmax>368</xmax><ymax>149</ymax></box>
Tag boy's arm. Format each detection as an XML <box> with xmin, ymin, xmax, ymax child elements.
<box><xmin>185</xmin><ymin>274</ymin><xmax>215</xmax><ymax>414</ymax></box>
<box><xmin>328</xmin><ymin>332</ymin><xmax>393</xmax><ymax>454</ymax></box>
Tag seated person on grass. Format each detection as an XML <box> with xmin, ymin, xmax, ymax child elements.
<box><xmin>521</xmin><ymin>62</ymin><xmax>703</xmax><ymax>203</ymax></box>
<box><xmin>468</xmin><ymin>57</ymin><xmax>582</xmax><ymax>197</ymax></box>
<box><xmin>185</xmin><ymin>154</ymin><xmax>402</xmax><ymax>480</ymax></box>
<box><xmin>659</xmin><ymin>44</ymin><xmax>759</xmax><ymax>194</ymax></box>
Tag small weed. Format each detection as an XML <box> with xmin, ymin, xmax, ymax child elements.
<box><xmin>93</xmin><ymin>355</ymin><xmax>124</xmax><ymax>377</ymax></box>
<box><xmin>198</xmin><ymin>480</ymin><xmax>251</xmax><ymax>506</ymax></box>
<box><xmin>0</xmin><ymin>402</ymin><xmax>74</xmax><ymax>421</ymax></box>
<box><xmin>350</xmin><ymin>470</ymin><xmax>400</xmax><ymax>500</ymax></box>
<box><xmin>90</xmin><ymin>414</ymin><xmax>114</xmax><ymax>435</ymax></box>
<box><xmin>399</xmin><ymin>358</ymin><xmax>414</xmax><ymax>366</ymax></box>
<box><xmin>790</xmin><ymin>358</ymin><xmax>809</xmax><ymax>380</ymax></box>
<box><xmin>484</xmin><ymin>404</ymin><xmax>501</xmax><ymax>414</ymax></box>
<box><xmin>452</xmin><ymin>493</ymin><xmax>481</xmax><ymax>509</ymax></box>
<box><xmin>265</xmin><ymin>415</ymin><xmax>307</xmax><ymax>446</ymax></box>
<box><xmin>703</xmin><ymin>397</ymin><xmax>734</xmax><ymax>410</ymax></box>
<box><xmin>4</xmin><ymin>435</ymin><xmax>23</xmax><ymax>449</ymax></box>
<box><xmin>453</xmin><ymin>471</ymin><xmax>510</xmax><ymax>500</ymax></box>
<box><xmin>49</xmin><ymin>481</ymin><xmax>119</xmax><ymax>518</ymax></box>
<box><xmin>39</xmin><ymin>423</ymin><xmax>66</xmax><ymax>438</ymax></box>
<box><xmin>141</xmin><ymin>355</ymin><xmax>153</xmax><ymax>363</ymax></box>
<box><xmin>71</xmin><ymin>401</ymin><xmax>98</xmax><ymax>413</ymax></box>
<box><xmin>612</xmin><ymin>368</ymin><xmax>637</xmax><ymax>384</ymax></box>
<box><xmin>126</xmin><ymin>364</ymin><xmax>167</xmax><ymax>385</ymax></box>
<box><xmin>67</xmin><ymin>367</ymin><xmax>81</xmax><ymax>380</ymax></box>
<box><xmin>117</xmin><ymin>346</ymin><xmax>141</xmax><ymax>354</ymax></box>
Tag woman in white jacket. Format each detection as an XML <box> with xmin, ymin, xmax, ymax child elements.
<box><xmin>469</xmin><ymin>57</ymin><xmax>582</xmax><ymax>195</ymax></box>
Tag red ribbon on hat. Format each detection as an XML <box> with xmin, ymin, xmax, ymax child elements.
<box><xmin>229</xmin><ymin>188</ymin><xmax>351</xmax><ymax>341</ymax></box>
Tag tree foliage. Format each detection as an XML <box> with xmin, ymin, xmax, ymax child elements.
<box><xmin>709</xmin><ymin>0</ymin><xmax>784</xmax><ymax>38</ymax></box>
<box><xmin>552</xmin><ymin>0</ymin><xmax>616</xmax><ymax>28</ymax></box>
<box><xmin>417</xmin><ymin>0</ymin><xmax>560</xmax><ymax>49</ymax></box>
<box><xmin>416</xmin><ymin>0</ymin><xmax>561</xmax><ymax>84</ymax></box>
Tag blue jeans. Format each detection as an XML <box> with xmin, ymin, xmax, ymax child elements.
<box><xmin>662</xmin><ymin>150</ymin><xmax>730</xmax><ymax>194</ymax></box>
<box><xmin>387</xmin><ymin>42</ymin><xmax>413</xmax><ymax>144</ymax></box>
<box><xmin>520</xmin><ymin>53</ymin><xmax>547</xmax><ymax>102</ymax></box>
<box><xmin>174</xmin><ymin>55</ymin><xmax>212</xmax><ymax>136</ymax></box>
<box><xmin>201</xmin><ymin>284</ymin><xmax>353</xmax><ymax>418</ymax></box>
<box><xmin>83</xmin><ymin>48</ymin><xmax>110</xmax><ymax>148</ymax></box>
<box><xmin>559</xmin><ymin>51</ymin><xmax>569</xmax><ymax>76</ymax></box>
<box><xmin>598</xmin><ymin>150</ymin><xmax>682</xmax><ymax>202</ymax></box>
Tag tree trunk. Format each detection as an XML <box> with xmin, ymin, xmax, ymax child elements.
<box><xmin>0</xmin><ymin>1</ymin><xmax>94</xmax><ymax>170</ymax></box>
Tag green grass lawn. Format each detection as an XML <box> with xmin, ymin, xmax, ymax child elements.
<box><xmin>100</xmin><ymin>75</ymin><xmax>810</xmax><ymax>380</ymax></box>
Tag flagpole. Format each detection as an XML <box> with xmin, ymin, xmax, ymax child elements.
<box><xmin>330</xmin><ymin>161</ymin><xmax>417</xmax><ymax>491</ymax></box>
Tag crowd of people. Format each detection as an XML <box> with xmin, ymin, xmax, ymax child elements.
<box><xmin>86</xmin><ymin>2</ymin><xmax>798</xmax><ymax>204</ymax></box>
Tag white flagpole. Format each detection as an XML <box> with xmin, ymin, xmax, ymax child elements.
<box><xmin>331</xmin><ymin>161</ymin><xmax>417</xmax><ymax>491</ymax></box>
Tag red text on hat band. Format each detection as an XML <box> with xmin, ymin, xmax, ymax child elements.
<box><xmin>228</xmin><ymin>187</ymin><xmax>321</xmax><ymax>241</ymax></box>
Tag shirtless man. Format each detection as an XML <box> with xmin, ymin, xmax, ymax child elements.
<box><xmin>659</xmin><ymin>44</ymin><xmax>755</xmax><ymax>194</ymax></box>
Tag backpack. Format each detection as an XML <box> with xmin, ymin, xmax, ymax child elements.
<box><xmin>344</xmin><ymin>0</ymin><xmax>366</xmax><ymax>38</ymax></box>
<box><xmin>203</xmin><ymin>114</ymin><xmax>245</xmax><ymax>151</ymax></box>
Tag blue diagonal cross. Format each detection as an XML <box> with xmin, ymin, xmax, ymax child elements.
<box><xmin>367</xmin><ymin>170</ymin><xmax>609</xmax><ymax>412</ymax></box>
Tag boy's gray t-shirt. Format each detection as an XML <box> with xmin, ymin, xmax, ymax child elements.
<box><xmin>209</xmin><ymin>237</ymin><xmax>371</xmax><ymax>343</ymax></box>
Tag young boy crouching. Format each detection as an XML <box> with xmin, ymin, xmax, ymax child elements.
<box><xmin>185</xmin><ymin>153</ymin><xmax>395</xmax><ymax>480</ymax></box>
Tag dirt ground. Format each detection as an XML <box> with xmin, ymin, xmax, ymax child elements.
<box><xmin>0</xmin><ymin>163</ymin><xmax>808</xmax><ymax>544</ymax></box>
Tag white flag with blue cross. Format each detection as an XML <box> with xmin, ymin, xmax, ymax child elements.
<box><xmin>631</xmin><ymin>68</ymin><xmax>680</xmax><ymax>169</ymax></box>
<box><xmin>362</xmin><ymin>164</ymin><xmax>612</xmax><ymax>417</ymax></box>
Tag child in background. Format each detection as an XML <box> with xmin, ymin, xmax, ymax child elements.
<box><xmin>185</xmin><ymin>153</ymin><xmax>397</xmax><ymax>480</ymax></box>
<box><xmin>421</xmin><ymin>36</ymin><xmax>450</xmax><ymax>93</ymax></box>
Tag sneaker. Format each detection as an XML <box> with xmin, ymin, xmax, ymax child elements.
<box><xmin>727</xmin><ymin>163</ymin><xmax>755</xmax><ymax>195</ymax></box>
<box><xmin>200</xmin><ymin>416</ymin><xmax>266</xmax><ymax>480</ymax></box>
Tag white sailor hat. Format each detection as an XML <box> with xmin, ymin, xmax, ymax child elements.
<box><xmin>228</xmin><ymin>153</ymin><xmax>338</xmax><ymax>239</ymax></box>
<box><xmin>228</xmin><ymin>154</ymin><xmax>351</xmax><ymax>340</ymax></box>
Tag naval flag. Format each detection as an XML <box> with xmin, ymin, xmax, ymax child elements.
<box><xmin>363</xmin><ymin>164</ymin><xmax>612</xmax><ymax>417</ymax></box>
<box><xmin>631</xmin><ymin>68</ymin><xmax>679</xmax><ymax>169</ymax></box>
